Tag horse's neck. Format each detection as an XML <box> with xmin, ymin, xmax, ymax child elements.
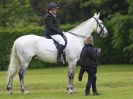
<box><xmin>65</xmin><ymin>33</ymin><xmax>84</xmax><ymax>49</ymax></box>
<box><xmin>69</xmin><ymin>18</ymin><xmax>95</xmax><ymax>37</ymax></box>
<box><xmin>65</xmin><ymin>18</ymin><xmax>96</xmax><ymax>54</ymax></box>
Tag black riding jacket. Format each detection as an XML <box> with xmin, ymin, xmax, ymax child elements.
<box><xmin>79</xmin><ymin>44</ymin><xmax>98</xmax><ymax>68</ymax></box>
<box><xmin>44</xmin><ymin>12</ymin><xmax>63</xmax><ymax>37</ymax></box>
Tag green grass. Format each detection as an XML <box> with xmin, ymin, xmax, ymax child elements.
<box><xmin>0</xmin><ymin>64</ymin><xmax>133</xmax><ymax>99</ymax></box>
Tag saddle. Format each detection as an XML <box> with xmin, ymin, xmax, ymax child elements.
<box><xmin>45</xmin><ymin>35</ymin><xmax>67</xmax><ymax>64</ymax></box>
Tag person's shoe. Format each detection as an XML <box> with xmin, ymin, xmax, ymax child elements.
<box><xmin>85</xmin><ymin>91</ymin><xmax>90</xmax><ymax>96</ymax></box>
<box><xmin>93</xmin><ymin>92</ymin><xmax>100</xmax><ymax>96</ymax></box>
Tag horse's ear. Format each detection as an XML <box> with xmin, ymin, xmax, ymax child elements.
<box><xmin>96</xmin><ymin>12</ymin><xmax>100</xmax><ymax>19</ymax></box>
<box><xmin>93</xmin><ymin>13</ymin><xmax>97</xmax><ymax>17</ymax></box>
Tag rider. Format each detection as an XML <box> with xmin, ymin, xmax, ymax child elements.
<box><xmin>44</xmin><ymin>2</ymin><xmax>65</xmax><ymax>64</ymax></box>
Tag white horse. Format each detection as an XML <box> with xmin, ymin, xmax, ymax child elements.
<box><xmin>7</xmin><ymin>13</ymin><xmax>108</xmax><ymax>94</ymax></box>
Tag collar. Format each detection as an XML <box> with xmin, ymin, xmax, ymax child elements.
<box><xmin>48</xmin><ymin>11</ymin><xmax>56</xmax><ymax>17</ymax></box>
<box><xmin>85</xmin><ymin>44</ymin><xmax>93</xmax><ymax>47</ymax></box>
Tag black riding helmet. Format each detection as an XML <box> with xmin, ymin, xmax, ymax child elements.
<box><xmin>48</xmin><ymin>2</ymin><xmax>59</xmax><ymax>10</ymax></box>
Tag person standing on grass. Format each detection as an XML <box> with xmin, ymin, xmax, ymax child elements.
<box><xmin>78</xmin><ymin>35</ymin><xmax>101</xmax><ymax>96</ymax></box>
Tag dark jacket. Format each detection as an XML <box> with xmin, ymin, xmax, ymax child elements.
<box><xmin>79</xmin><ymin>44</ymin><xmax>98</xmax><ymax>68</ymax></box>
<box><xmin>44</xmin><ymin>12</ymin><xmax>63</xmax><ymax>37</ymax></box>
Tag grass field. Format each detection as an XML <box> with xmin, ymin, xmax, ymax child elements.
<box><xmin>0</xmin><ymin>64</ymin><xmax>133</xmax><ymax>99</ymax></box>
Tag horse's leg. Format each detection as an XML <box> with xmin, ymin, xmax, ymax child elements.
<box><xmin>18</xmin><ymin>65</ymin><xmax>28</xmax><ymax>94</ymax></box>
<box><xmin>7</xmin><ymin>69</ymin><xmax>18</xmax><ymax>94</ymax></box>
<box><xmin>19</xmin><ymin>57</ymin><xmax>31</xmax><ymax>95</ymax></box>
<box><xmin>67</xmin><ymin>59</ymin><xmax>77</xmax><ymax>94</ymax></box>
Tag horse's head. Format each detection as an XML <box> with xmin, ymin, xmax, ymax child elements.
<box><xmin>93</xmin><ymin>12</ymin><xmax>108</xmax><ymax>38</ymax></box>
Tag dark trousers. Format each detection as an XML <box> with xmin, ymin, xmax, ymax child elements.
<box><xmin>79</xmin><ymin>66</ymin><xmax>97</xmax><ymax>93</ymax></box>
<box><xmin>86</xmin><ymin>67</ymin><xmax>97</xmax><ymax>92</ymax></box>
<box><xmin>78</xmin><ymin>68</ymin><xmax>85</xmax><ymax>81</ymax></box>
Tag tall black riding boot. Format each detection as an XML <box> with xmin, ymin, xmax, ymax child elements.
<box><xmin>57</xmin><ymin>44</ymin><xmax>64</xmax><ymax>64</ymax></box>
<box><xmin>93</xmin><ymin>89</ymin><xmax>100</xmax><ymax>96</ymax></box>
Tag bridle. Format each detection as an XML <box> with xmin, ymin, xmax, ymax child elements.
<box><xmin>93</xmin><ymin>17</ymin><xmax>104</xmax><ymax>36</ymax></box>
<box><xmin>68</xmin><ymin>17</ymin><xmax>104</xmax><ymax>38</ymax></box>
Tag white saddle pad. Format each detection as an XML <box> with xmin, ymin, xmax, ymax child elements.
<box><xmin>43</xmin><ymin>37</ymin><xmax>58</xmax><ymax>52</ymax></box>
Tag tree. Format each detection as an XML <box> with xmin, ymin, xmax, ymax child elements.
<box><xmin>0</xmin><ymin>0</ymin><xmax>37</xmax><ymax>28</ymax></box>
<box><xmin>106</xmin><ymin>0</ymin><xmax>133</xmax><ymax>63</ymax></box>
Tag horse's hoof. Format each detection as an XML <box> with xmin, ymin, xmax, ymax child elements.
<box><xmin>72</xmin><ymin>89</ymin><xmax>76</xmax><ymax>93</ymax></box>
<box><xmin>68</xmin><ymin>89</ymin><xmax>74</xmax><ymax>94</ymax></box>
<box><xmin>8</xmin><ymin>89</ymin><xmax>13</xmax><ymax>94</ymax></box>
<box><xmin>24</xmin><ymin>90</ymin><xmax>29</xmax><ymax>95</ymax></box>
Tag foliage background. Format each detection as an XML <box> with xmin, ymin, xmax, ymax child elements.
<box><xmin>0</xmin><ymin>0</ymin><xmax>133</xmax><ymax>70</ymax></box>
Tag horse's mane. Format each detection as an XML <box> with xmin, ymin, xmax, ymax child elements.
<box><xmin>68</xmin><ymin>18</ymin><xmax>91</xmax><ymax>32</ymax></box>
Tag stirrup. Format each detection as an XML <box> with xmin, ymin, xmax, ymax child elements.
<box><xmin>62</xmin><ymin>51</ymin><xmax>66</xmax><ymax>62</ymax></box>
<box><xmin>57</xmin><ymin>56</ymin><xmax>65</xmax><ymax>64</ymax></box>
<box><xmin>61</xmin><ymin>54</ymin><xmax>66</xmax><ymax>64</ymax></box>
<box><xmin>57</xmin><ymin>58</ymin><xmax>63</xmax><ymax>64</ymax></box>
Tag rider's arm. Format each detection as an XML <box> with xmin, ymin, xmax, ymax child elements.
<box><xmin>46</xmin><ymin>16</ymin><xmax>64</xmax><ymax>36</ymax></box>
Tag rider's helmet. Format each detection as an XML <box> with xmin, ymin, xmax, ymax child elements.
<box><xmin>48</xmin><ymin>2</ymin><xmax>59</xmax><ymax>10</ymax></box>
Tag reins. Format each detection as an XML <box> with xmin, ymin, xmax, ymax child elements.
<box><xmin>67</xmin><ymin>17</ymin><xmax>104</xmax><ymax>38</ymax></box>
<box><xmin>68</xmin><ymin>31</ymin><xmax>86</xmax><ymax>38</ymax></box>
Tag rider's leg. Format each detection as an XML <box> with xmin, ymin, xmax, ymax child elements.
<box><xmin>51</xmin><ymin>34</ymin><xmax>65</xmax><ymax>63</ymax></box>
<box><xmin>57</xmin><ymin>44</ymin><xmax>64</xmax><ymax>63</ymax></box>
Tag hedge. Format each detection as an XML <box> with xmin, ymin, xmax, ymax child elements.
<box><xmin>0</xmin><ymin>23</ymin><xmax>130</xmax><ymax>70</ymax></box>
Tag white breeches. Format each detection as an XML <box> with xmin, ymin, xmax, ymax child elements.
<box><xmin>51</xmin><ymin>34</ymin><xmax>65</xmax><ymax>45</ymax></box>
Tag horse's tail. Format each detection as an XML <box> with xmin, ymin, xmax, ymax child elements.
<box><xmin>8</xmin><ymin>43</ymin><xmax>20</xmax><ymax>78</ymax></box>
